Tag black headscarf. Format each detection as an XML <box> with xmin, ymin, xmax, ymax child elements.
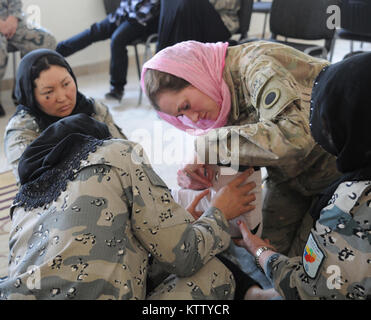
<box><xmin>309</xmin><ymin>52</ymin><xmax>371</xmax><ymax>220</ymax></box>
<box><xmin>15</xmin><ymin>114</ymin><xmax>111</xmax><ymax>211</ymax></box>
<box><xmin>14</xmin><ymin>49</ymin><xmax>96</xmax><ymax>131</ymax></box>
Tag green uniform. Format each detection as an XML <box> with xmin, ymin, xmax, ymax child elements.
<box><xmin>196</xmin><ymin>41</ymin><xmax>341</xmax><ymax>256</ymax></box>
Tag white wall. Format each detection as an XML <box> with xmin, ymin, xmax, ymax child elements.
<box><xmin>3</xmin><ymin>0</ymin><xmax>270</xmax><ymax>80</ymax></box>
<box><xmin>4</xmin><ymin>0</ymin><xmax>111</xmax><ymax>79</ymax></box>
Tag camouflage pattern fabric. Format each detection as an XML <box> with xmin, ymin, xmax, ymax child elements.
<box><xmin>196</xmin><ymin>41</ymin><xmax>341</xmax><ymax>256</ymax></box>
<box><xmin>0</xmin><ymin>0</ymin><xmax>56</xmax><ymax>80</ymax></box>
<box><xmin>209</xmin><ymin>0</ymin><xmax>240</xmax><ymax>34</ymax></box>
<box><xmin>4</xmin><ymin>101</ymin><xmax>127</xmax><ymax>183</ymax></box>
<box><xmin>0</xmin><ymin>139</ymin><xmax>235</xmax><ymax>300</ymax></box>
<box><xmin>109</xmin><ymin>0</ymin><xmax>160</xmax><ymax>26</ymax></box>
<box><xmin>265</xmin><ymin>181</ymin><xmax>371</xmax><ymax>300</ymax></box>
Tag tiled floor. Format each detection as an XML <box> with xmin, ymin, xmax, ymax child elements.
<box><xmin>0</xmin><ymin>37</ymin><xmax>370</xmax><ymax>191</ymax></box>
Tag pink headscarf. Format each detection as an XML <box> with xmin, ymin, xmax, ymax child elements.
<box><xmin>141</xmin><ymin>41</ymin><xmax>231</xmax><ymax>135</ymax></box>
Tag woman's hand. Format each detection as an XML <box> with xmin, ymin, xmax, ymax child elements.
<box><xmin>177</xmin><ymin>163</ymin><xmax>214</xmax><ymax>190</ymax></box>
<box><xmin>186</xmin><ymin>189</ymin><xmax>209</xmax><ymax>220</ymax></box>
<box><xmin>234</xmin><ymin>220</ymin><xmax>274</xmax><ymax>254</ymax></box>
<box><xmin>211</xmin><ymin>168</ymin><xmax>256</xmax><ymax>220</ymax></box>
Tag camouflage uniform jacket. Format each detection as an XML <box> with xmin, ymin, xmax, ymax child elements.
<box><xmin>109</xmin><ymin>0</ymin><xmax>160</xmax><ymax>26</ymax></box>
<box><xmin>0</xmin><ymin>139</ymin><xmax>233</xmax><ymax>299</ymax></box>
<box><xmin>265</xmin><ymin>181</ymin><xmax>371</xmax><ymax>300</ymax></box>
<box><xmin>4</xmin><ymin>101</ymin><xmax>126</xmax><ymax>183</ymax></box>
<box><xmin>0</xmin><ymin>0</ymin><xmax>23</xmax><ymax>20</ymax></box>
<box><xmin>197</xmin><ymin>41</ymin><xmax>339</xmax><ymax>195</ymax></box>
<box><xmin>209</xmin><ymin>0</ymin><xmax>240</xmax><ymax>34</ymax></box>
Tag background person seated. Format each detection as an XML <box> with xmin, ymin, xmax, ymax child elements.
<box><xmin>156</xmin><ymin>0</ymin><xmax>240</xmax><ymax>51</ymax></box>
<box><xmin>0</xmin><ymin>0</ymin><xmax>56</xmax><ymax>117</ymax></box>
<box><xmin>56</xmin><ymin>0</ymin><xmax>160</xmax><ymax>102</ymax></box>
<box><xmin>4</xmin><ymin>49</ymin><xmax>126</xmax><ymax>184</ymax></box>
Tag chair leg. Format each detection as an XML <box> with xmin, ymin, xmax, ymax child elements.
<box><xmin>134</xmin><ymin>44</ymin><xmax>143</xmax><ymax>105</ymax></box>
<box><xmin>328</xmin><ymin>36</ymin><xmax>336</xmax><ymax>62</ymax></box>
<box><xmin>261</xmin><ymin>13</ymin><xmax>268</xmax><ymax>38</ymax></box>
<box><xmin>12</xmin><ymin>52</ymin><xmax>16</xmax><ymax>88</ymax></box>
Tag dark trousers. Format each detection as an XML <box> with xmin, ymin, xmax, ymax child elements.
<box><xmin>157</xmin><ymin>0</ymin><xmax>231</xmax><ymax>52</ymax></box>
<box><xmin>57</xmin><ymin>17</ymin><xmax>158</xmax><ymax>90</ymax></box>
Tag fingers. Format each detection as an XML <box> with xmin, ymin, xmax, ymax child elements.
<box><xmin>192</xmin><ymin>210</ymin><xmax>203</xmax><ymax>220</ymax></box>
<box><xmin>242</xmin><ymin>204</ymin><xmax>256</xmax><ymax>213</ymax></box>
<box><xmin>184</xmin><ymin>168</ymin><xmax>212</xmax><ymax>188</ymax></box>
<box><xmin>233</xmin><ymin>238</ymin><xmax>246</xmax><ymax>248</ymax></box>
<box><xmin>188</xmin><ymin>189</ymin><xmax>209</xmax><ymax>211</ymax></box>
<box><xmin>240</xmin><ymin>181</ymin><xmax>257</xmax><ymax>194</ymax></box>
<box><xmin>237</xmin><ymin>220</ymin><xmax>251</xmax><ymax>240</ymax></box>
<box><xmin>205</xmin><ymin>165</ymin><xmax>215</xmax><ymax>181</ymax></box>
<box><xmin>229</xmin><ymin>168</ymin><xmax>255</xmax><ymax>187</ymax></box>
<box><xmin>177</xmin><ymin>170</ymin><xmax>208</xmax><ymax>190</ymax></box>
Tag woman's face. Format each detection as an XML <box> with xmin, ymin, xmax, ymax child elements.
<box><xmin>34</xmin><ymin>65</ymin><xmax>77</xmax><ymax>118</ymax></box>
<box><xmin>156</xmin><ymin>86</ymin><xmax>221</xmax><ymax>123</ymax></box>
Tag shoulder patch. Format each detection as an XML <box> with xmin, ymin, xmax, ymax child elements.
<box><xmin>303</xmin><ymin>233</ymin><xmax>325</xmax><ymax>279</ymax></box>
<box><xmin>262</xmin><ymin>89</ymin><xmax>280</xmax><ymax>109</ymax></box>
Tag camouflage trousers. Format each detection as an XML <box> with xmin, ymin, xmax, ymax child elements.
<box><xmin>261</xmin><ymin>177</ymin><xmax>315</xmax><ymax>257</ymax></box>
<box><xmin>0</xmin><ymin>21</ymin><xmax>56</xmax><ymax>80</ymax></box>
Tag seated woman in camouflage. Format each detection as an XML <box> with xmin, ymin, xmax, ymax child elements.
<box><xmin>141</xmin><ymin>40</ymin><xmax>341</xmax><ymax>257</ymax></box>
<box><xmin>0</xmin><ymin>114</ymin><xmax>261</xmax><ymax>299</ymax></box>
<box><xmin>4</xmin><ymin>49</ymin><xmax>126</xmax><ymax>184</ymax></box>
<box><xmin>235</xmin><ymin>52</ymin><xmax>371</xmax><ymax>300</ymax></box>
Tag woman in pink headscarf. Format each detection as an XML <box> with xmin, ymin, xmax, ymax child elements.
<box><xmin>141</xmin><ymin>40</ymin><xmax>341</xmax><ymax>259</ymax></box>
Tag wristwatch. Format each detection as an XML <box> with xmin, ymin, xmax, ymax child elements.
<box><xmin>255</xmin><ymin>246</ymin><xmax>271</xmax><ymax>273</ymax></box>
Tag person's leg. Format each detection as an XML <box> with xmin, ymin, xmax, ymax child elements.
<box><xmin>10</xmin><ymin>21</ymin><xmax>57</xmax><ymax>56</ymax></box>
<box><xmin>261</xmin><ymin>178</ymin><xmax>313</xmax><ymax>256</ymax></box>
<box><xmin>157</xmin><ymin>0</ymin><xmax>230</xmax><ymax>52</ymax></box>
<box><xmin>105</xmin><ymin>19</ymin><xmax>147</xmax><ymax>101</ymax></box>
<box><xmin>7</xmin><ymin>21</ymin><xmax>57</xmax><ymax>106</ymax></box>
<box><xmin>147</xmin><ymin>257</ymin><xmax>236</xmax><ymax>300</ymax></box>
<box><xmin>56</xmin><ymin>17</ymin><xmax>115</xmax><ymax>57</ymax></box>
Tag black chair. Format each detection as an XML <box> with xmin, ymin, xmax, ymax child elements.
<box><xmin>329</xmin><ymin>0</ymin><xmax>371</xmax><ymax>61</ymax></box>
<box><xmin>236</xmin><ymin>0</ymin><xmax>254</xmax><ymax>41</ymax></box>
<box><xmin>103</xmin><ymin>0</ymin><xmax>158</xmax><ymax>105</ymax></box>
<box><xmin>268</xmin><ymin>0</ymin><xmax>338</xmax><ymax>59</ymax></box>
<box><xmin>252</xmin><ymin>0</ymin><xmax>272</xmax><ymax>38</ymax></box>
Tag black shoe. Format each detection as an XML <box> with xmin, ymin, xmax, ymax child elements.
<box><xmin>0</xmin><ymin>104</ymin><xmax>5</xmax><ymax>117</ymax></box>
<box><xmin>104</xmin><ymin>87</ymin><xmax>124</xmax><ymax>102</ymax></box>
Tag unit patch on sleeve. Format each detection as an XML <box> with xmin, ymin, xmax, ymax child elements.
<box><xmin>303</xmin><ymin>233</ymin><xmax>325</xmax><ymax>279</ymax></box>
